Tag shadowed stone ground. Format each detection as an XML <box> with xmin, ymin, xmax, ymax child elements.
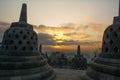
<box><xmin>54</xmin><ymin>68</ymin><xmax>86</xmax><ymax>80</ymax></box>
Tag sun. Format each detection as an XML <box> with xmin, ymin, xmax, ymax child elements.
<box><xmin>55</xmin><ymin>31</ymin><xmax>63</xmax><ymax>39</ymax></box>
<box><xmin>52</xmin><ymin>45</ymin><xmax>61</xmax><ymax>49</ymax></box>
<box><xmin>54</xmin><ymin>31</ymin><xmax>64</xmax><ymax>43</ymax></box>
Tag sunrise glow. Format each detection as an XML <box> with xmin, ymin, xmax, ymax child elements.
<box><xmin>52</xmin><ymin>45</ymin><xmax>61</xmax><ymax>49</ymax></box>
<box><xmin>0</xmin><ymin>0</ymin><xmax>118</xmax><ymax>52</ymax></box>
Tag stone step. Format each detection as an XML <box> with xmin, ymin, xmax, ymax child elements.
<box><xmin>0</xmin><ymin>68</ymin><xmax>55</xmax><ymax>80</ymax></box>
<box><xmin>0</xmin><ymin>56</ymin><xmax>44</xmax><ymax>62</ymax></box>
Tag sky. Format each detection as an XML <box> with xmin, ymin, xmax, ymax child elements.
<box><xmin>0</xmin><ymin>0</ymin><xmax>119</xmax><ymax>53</ymax></box>
<box><xmin>0</xmin><ymin>0</ymin><xmax>119</xmax><ymax>26</ymax></box>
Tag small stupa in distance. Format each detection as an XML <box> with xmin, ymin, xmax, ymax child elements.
<box><xmin>71</xmin><ymin>45</ymin><xmax>87</xmax><ymax>70</ymax></box>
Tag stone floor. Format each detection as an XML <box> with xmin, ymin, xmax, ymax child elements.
<box><xmin>54</xmin><ymin>68</ymin><xmax>86</xmax><ymax>80</ymax></box>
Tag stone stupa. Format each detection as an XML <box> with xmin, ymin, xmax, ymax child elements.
<box><xmin>0</xmin><ymin>3</ymin><xmax>56</xmax><ymax>80</ymax></box>
<box><xmin>71</xmin><ymin>45</ymin><xmax>87</xmax><ymax>70</ymax></box>
<box><xmin>39</xmin><ymin>44</ymin><xmax>42</xmax><ymax>53</ymax></box>
<box><xmin>82</xmin><ymin>1</ymin><xmax>120</xmax><ymax>80</ymax></box>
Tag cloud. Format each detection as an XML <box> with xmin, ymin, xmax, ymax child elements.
<box><xmin>0</xmin><ymin>21</ymin><xmax>9</xmax><ymax>25</ymax></box>
<box><xmin>0</xmin><ymin>30</ymin><xmax>5</xmax><ymax>42</ymax></box>
<box><xmin>64</xmin><ymin>32</ymin><xmax>91</xmax><ymax>39</ymax></box>
<box><xmin>39</xmin><ymin>24</ymin><xmax>46</xmax><ymax>28</ymax></box>
<box><xmin>37</xmin><ymin>33</ymin><xmax>56</xmax><ymax>45</ymax></box>
<box><xmin>37</xmin><ymin>32</ymin><xmax>101</xmax><ymax>46</ymax></box>
<box><xmin>61</xmin><ymin>22</ymin><xmax>107</xmax><ymax>32</ymax></box>
<box><xmin>0</xmin><ymin>21</ymin><xmax>10</xmax><ymax>30</ymax></box>
<box><xmin>64</xmin><ymin>32</ymin><xmax>78</xmax><ymax>36</ymax></box>
<box><xmin>57</xmin><ymin>39</ymin><xmax>101</xmax><ymax>45</ymax></box>
<box><xmin>33</xmin><ymin>22</ymin><xmax>108</xmax><ymax>47</ymax></box>
<box><xmin>0</xmin><ymin>21</ymin><xmax>105</xmax><ymax>53</ymax></box>
<box><xmin>0</xmin><ymin>21</ymin><xmax>10</xmax><ymax>42</ymax></box>
<box><xmin>34</xmin><ymin>25</ymin><xmax>74</xmax><ymax>34</ymax></box>
<box><xmin>88</xmin><ymin>23</ymin><xmax>108</xmax><ymax>32</ymax></box>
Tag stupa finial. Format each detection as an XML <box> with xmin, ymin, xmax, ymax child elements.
<box><xmin>77</xmin><ymin>45</ymin><xmax>80</xmax><ymax>56</ymax></box>
<box><xmin>39</xmin><ymin>44</ymin><xmax>42</xmax><ymax>53</ymax></box>
<box><xmin>19</xmin><ymin>3</ymin><xmax>27</xmax><ymax>23</ymax></box>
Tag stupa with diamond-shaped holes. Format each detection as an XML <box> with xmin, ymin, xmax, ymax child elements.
<box><xmin>0</xmin><ymin>3</ymin><xmax>56</xmax><ymax>80</ymax></box>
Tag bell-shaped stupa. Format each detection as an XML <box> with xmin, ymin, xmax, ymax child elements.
<box><xmin>82</xmin><ymin>1</ymin><xmax>120</xmax><ymax>80</ymax></box>
<box><xmin>0</xmin><ymin>3</ymin><xmax>56</xmax><ymax>80</ymax></box>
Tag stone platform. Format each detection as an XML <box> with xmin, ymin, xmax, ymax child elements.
<box><xmin>54</xmin><ymin>68</ymin><xmax>86</xmax><ymax>80</ymax></box>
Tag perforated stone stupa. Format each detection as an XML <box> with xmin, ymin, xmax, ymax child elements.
<box><xmin>0</xmin><ymin>3</ymin><xmax>55</xmax><ymax>80</ymax></box>
<box><xmin>81</xmin><ymin>1</ymin><xmax>120</xmax><ymax>80</ymax></box>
